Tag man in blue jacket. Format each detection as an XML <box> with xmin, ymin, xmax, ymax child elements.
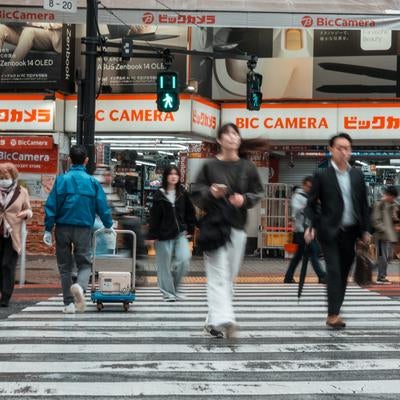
<box><xmin>44</xmin><ymin>145</ymin><xmax>113</xmax><ymax>314</ymax></box>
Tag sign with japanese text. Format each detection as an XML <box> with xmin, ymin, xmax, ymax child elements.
<box><xmin>221</xmin><ymin>103</ymin><xmax>400</xmax><ymax>140</ymax></box>
<box><xmin>191</xmin><ymin>96</ymin><xmax>220</xmax><ymax>138</ymax></box>
<box><xmin>0</xmin><ymin>135</ymin><xmax>53</xmax><ymax>149</ymax></box>
<box><xmin>0</xmin><ymin>99</ymin><xmax>54</xmax><ymax>131</ymax></box>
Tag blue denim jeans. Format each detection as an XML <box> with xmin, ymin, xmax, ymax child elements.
<box><xmin>155</xmin><ymin>233</ymin><xmax>191</xmax><ymax>299</ymax></box>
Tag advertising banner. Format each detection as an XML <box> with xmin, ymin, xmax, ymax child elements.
<box><xmin>0</xmin><ymin>23</ymin><xmax>74</xmax><ymax>91</ymax></box>
<box><xmin>2</xmin><ymin>7</ymin><xmax>400</xmax><ymax>30</ymax></box>
<box><xmin>96</xmin><ymin>24</ymin><xmax>187</xmax><ymax>93</ymax></box>
<box><xmin>0</xmin><ymin>140</ymin><xmax>58</xmax><ymax>173</ymax></box>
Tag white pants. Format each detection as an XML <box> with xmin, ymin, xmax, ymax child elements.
<box><xmin>204</xmin><ymin>228</ymin><xmax>247</xmax><ymax>327</ymax></box>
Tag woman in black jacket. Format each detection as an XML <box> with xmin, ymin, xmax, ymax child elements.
<box><xmin>191</xmin><ymin>123</ymin><xmax>266</xmax><ymax>338</ymax></box>
<box><xmin>146</xmin><ymin>166</ymin><xmax>196</xmax><ymax>301</ymax></box>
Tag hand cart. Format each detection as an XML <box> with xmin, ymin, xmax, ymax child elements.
<box><xmin>91</xmin><ymin>228</ymin><xmax>136</xmax><ymax>312</ymax></box>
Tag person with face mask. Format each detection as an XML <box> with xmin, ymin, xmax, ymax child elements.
<box><xmin>0</xmin><ymin>162</ymin><xmax>32</xmax><ymax>307</ymax></box>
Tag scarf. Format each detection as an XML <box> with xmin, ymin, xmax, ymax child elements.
<box><xmin>0</xmin><ymin>181</ymin><xmax>17</xmax><ymax>237</ymax></box>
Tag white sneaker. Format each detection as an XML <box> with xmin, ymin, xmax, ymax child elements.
<box><xmin>70</xmin><ymin>283</ymin><xmax>86</xmax><ymax>313</ymax></box>
<box><xmin>63</xmin><ymin>303</ymin><xmax>76</xmax><ymax>314</ymax></box>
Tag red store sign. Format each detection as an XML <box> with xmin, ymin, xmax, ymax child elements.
<box><xmin>0</xmin><ymin>146</ymin><xmax>58</xmax><ymax>174</ymax></box>
<box><xmin>0</xmin><ymin>136</ymin><xmax>53</xmax><ymax>150</ymax></box>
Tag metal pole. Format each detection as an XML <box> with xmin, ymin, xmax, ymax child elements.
<box><xmin>19</xmin><ymin>222</ymin><xmax>27</xmax><ymax>287</ymax></box>
<box><xmin>76</xmin><ymin>69</ymin><xmax>84</xmax><ymax>145</ymax></box>
<box><xmin>81</xmin><ymin>0</ymin><xmax>98</xmax><ymax>174</ymax></box>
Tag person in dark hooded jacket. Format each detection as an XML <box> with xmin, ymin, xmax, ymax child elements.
<box><xmin>146</xmin><ymin>166</ymin><xmax>196</xmax><ymax>301</ymax></box>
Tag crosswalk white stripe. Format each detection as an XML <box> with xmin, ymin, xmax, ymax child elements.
<box><xmin>0</xmin><ymin>329</ymin><xmax>399</xmax><ymax>338</ymax></box>
<box><xmin>1</xmin><ymin>359</ymin><xmax>400</xmax><ymax>372</ymax></box>
<box><xmin>2</xmin><ymin>283</ymin><xmax>399</xmax><ymax>398</ymax></box>
<box><xmin>1</xmin><ymin>380</ymin><xmax>400</xmax><ymax>396</ymax></box>
<box><xmin>2</xmin><ymin>343</ymin><xmax>400</xmax><ymax>353</ymax></box>
<box><xmin>2</xmin><ymin>319</ymin><xmax>399</xmax><ymax>328</ymax></box>
<box><xmin>39</xmin><ymin>299</ymin><xmax>397</xmax><ymax>306</ymax></box>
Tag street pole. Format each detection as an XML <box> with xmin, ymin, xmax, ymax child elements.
<box><xmin>81</xmin><ymin>0</ymin><xmax>98</xmax><ymax>174</ymax></box>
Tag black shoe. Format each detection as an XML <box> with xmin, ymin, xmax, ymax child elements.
<box><xmin>284</xmin><ymin>279</ymin><xmax>296</xmax><ymax>284</ymax></box>
<box><xmin>0</xmin><ymin>302</ymin><xmax>9</xmax><ymax>307</ymax></box>
<box><xmin>318</xmin><ymin>277</ymin><xmax>327</xmax><ymax>284</ymax></box>
<box><xmin>204</xmin><ymin>325</ymin><xmax>224</xmax><ymax>338</ymax></box>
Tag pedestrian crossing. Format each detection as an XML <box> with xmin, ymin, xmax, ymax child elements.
<box><xmin>1</xmin><ymin>284</ymin><xmax>400</xmax><ymax>398</ymax></box>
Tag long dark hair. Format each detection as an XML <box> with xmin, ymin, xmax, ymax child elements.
<box><xmin>217</xmin><ymin>123</ymin><xmax>269</xmax><ymax>158</ymax></box>
<box><xmin>161</xmin><ymin>165</ymin><xmax>181</xmax><ymax>193</ymax></box>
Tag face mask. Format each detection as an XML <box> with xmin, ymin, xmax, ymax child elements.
<box><xmin>0</xmin><ymin>179</ymin><xmax>13</xmax><ymax>188</ymax></box>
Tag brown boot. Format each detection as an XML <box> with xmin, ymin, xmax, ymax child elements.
<box><xmin>326</xmin><ymin>314</ymin><xmax>346</xmax><ymax>329</ymax></box>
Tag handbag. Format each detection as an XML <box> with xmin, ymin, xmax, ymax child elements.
<box><xmin>197</xmin><ymin>200</ymin><xmax>233</xmax><ymax>252</ymax></box>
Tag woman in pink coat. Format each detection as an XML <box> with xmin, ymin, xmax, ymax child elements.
<box><xmin>0</xmin><ymin>163</ymin><xmax>32</xmax><ymax>307</ymax></box>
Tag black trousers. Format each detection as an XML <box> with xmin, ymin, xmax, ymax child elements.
<box><xmin>0</xmin><ymin>236</ymin><xmax>19</xmax><ymax>305</ymax></box>
<box><xmin>320</xmin><ymin>227</ymin><xmax>358</xmax><ymax>316</ymax></box>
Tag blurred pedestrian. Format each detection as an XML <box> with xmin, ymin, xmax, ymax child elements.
<box><xmin>145</xmin><ymin>165</ymin><xmax>196</xmax><ymax>301</ymax></box>
<box><xmin>191</xmin><ymin>123</ymin><xmax>266</xmax><ymax>338</ymax></box>
<box><xmin>0</xmin><ymin>162</ymin><xmax>32</xmax><ymax>307</ymax></box>
<box><xmin>44</xmin><ymin>145</ymin><xmax>113</xmax><ymax>314</ymax></box>
<box><xmin>371</xmin><ymin>186</ymin><xmax>399</xmax><ymax>285</ymax></box>
<box><xmin>305</xmin><ymin>133</ymin><xmax>370</xmax><ymax>329</ymax></box>
<box><xmin>284</xmin><ymin>176</ymin><xmax>326</xmax><ymax>284</ymax></box>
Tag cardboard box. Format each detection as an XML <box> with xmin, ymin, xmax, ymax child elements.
<box><xmin>98</xmin><ymin>271</ymin><xmax>131</xmax><ymax>292</ymax></box>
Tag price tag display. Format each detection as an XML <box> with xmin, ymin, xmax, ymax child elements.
<box><xmin>43</xmin><ymin>0</ymin><xmax>77</xmax><ymax>13</ymax></box>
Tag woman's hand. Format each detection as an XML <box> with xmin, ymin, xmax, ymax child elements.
<box><xmin>228</xmin><ymin>193</ymin><xmax>244</xmax><ymax>208</ymax></box>
<box><xmin>16</xmin><ymin>210</ymin><xmax>32</xmax><ymax>219</ymax></box>
<box><xmin>210</xmin><ymin>184</ymin><xmax>227</xmax><ymax>199</ymax></box>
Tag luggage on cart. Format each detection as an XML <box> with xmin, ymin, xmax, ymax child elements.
<box><xmin>91</xmin><ymin>228</ymin><xmax>136</xmax><ymax>311</ymax></box>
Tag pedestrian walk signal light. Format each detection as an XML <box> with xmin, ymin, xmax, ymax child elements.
<box><xmin>156</xmin><ymin>71</ymin><xmax>180</xmax><ymax>112</ymax></box>
<box><xmin>247</xmin><ymin>72</ymin><xmax>263</xmax><ymax>111</ymax></box>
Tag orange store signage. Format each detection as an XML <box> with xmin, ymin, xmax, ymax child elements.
<box><xmin>0</xmin><ymin>99</ymin><xmax>54</xmax><ymax>131</ymax></box>
<box><xmin>221</xmin><ymin>103</ymin><xmax>400</xmax><ymax>140</ymax></box>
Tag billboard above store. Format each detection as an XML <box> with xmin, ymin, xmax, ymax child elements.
<box><xmin>0</xmin><ymin>23</ymin><xmax>75</xmax><ymax>92</ymax></box>
<box><xmin>221</xmin><ymin>102</ymin><xmax>400</xmax><ymax>140</ymax></box>
<box><xmin>2</xmin><ymin>6</ymin><xmax>400</xmax><ymax>29</ymax></box>
<box><xmin>0</xmin><ymin>95</ymin><xmax>55</xmax><ymax>131</ymax></box>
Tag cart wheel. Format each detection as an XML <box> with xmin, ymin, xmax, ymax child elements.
<box><xmin>123</xmin><ymin>302</ymin><xmax>129</xmax><ymax>312</ymax></box>
<box><xmin>96</xmin><ymin>302</ymin><xmax>104</xmax><ymax>311</ymax></box>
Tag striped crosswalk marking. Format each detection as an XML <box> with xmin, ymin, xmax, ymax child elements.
<box><xmin>0</xmin><ymin>284</ymin><xmax>400</xmax><ymax>398</ymax></box>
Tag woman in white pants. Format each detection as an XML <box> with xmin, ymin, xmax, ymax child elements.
<box><xmin>191</xmin><ymin>123</ymin><xmax>266</xmax><ymax>338</ymax></box>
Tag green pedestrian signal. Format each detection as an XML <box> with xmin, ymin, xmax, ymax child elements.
<box><xmin>247</xmin><ymin>72</ymin><xmax>263</xmax><ymax>111</ymax></box>
<box><xmin>156</xmin><ymin>71</ymin><xmax>180</xmax><ymax>112</ymax></box>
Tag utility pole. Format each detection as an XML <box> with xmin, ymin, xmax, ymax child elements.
<box><xmin>80</xmin><ymin>0</ymin><xmax>99</xmax><ymax>174</ymax></box>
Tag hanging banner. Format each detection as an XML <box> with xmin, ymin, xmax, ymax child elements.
<box><xmin>2</xmin><ymin>7</ymin><xmax>400</xmax><ymax>29</ymax></box>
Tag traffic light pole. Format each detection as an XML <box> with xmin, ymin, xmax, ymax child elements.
<box><xmin>80</xmin><ymin>0</ymin><xmax>99</xmax><ymax>174</ymax></box>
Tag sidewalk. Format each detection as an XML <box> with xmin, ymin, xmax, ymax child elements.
<box><xmin>16</xmin><ymin>255</ymin><xmax>400</xmax><ymax>286</ymax></box>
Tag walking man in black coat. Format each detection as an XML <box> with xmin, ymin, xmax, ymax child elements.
<box><xmin>305</xmin><ymin>133</ymin><xmax>370</xmax><ymax>329</ymax></box>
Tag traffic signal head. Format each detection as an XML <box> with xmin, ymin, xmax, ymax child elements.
<box><xmin>247</xmin><ymin>72</ymin><xmax>263</xmax><ymax>111</ymax></box>
<box><xmin>156</xmin><ymin>71</ymin><xmax>180</xmax><ymax>112</ymax></box>
<box><xmin>121</xmin><ymin>38</ymin><xmax>133</xmax><ymax>61</ymax></box>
